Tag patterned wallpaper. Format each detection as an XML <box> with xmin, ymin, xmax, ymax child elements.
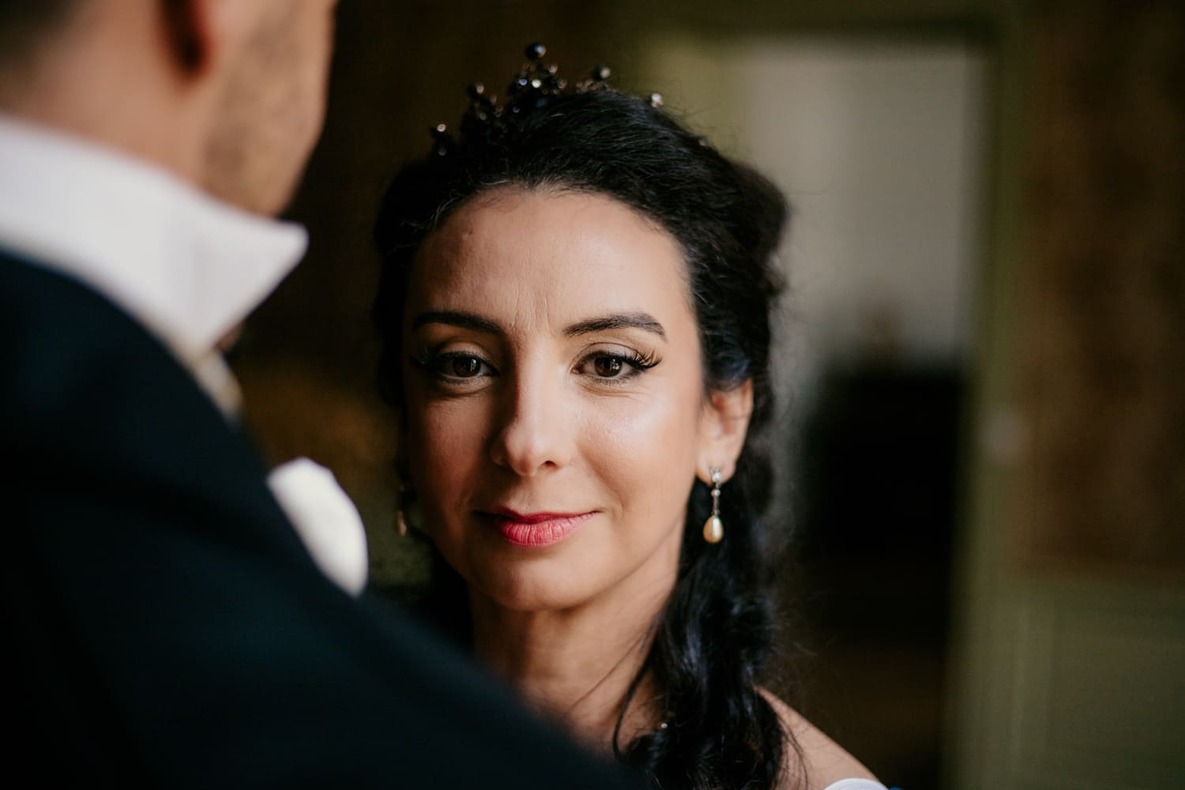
<box><xmin>1019</xmin><ymin>0</ymin><xmax>1185</xmax><ymax>574</ymax></box>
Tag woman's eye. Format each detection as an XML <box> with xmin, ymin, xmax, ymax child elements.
<box><xmin>592</xmin><ymin>355</ymin><xmax>625</xmax><ymax>378</ymax></box>
<box><xmin>414</xmin><ymin>350</ymin><xmax>494</xmax><ymax>381</ymax></box>
<box><xmin>578</xmin><ymin>351</ymin><xmax>657</xmax><ymax>381</ymax></box>
<box><xmin>445</xmin><ymin>355</ymin><xmax>484</xmax><ymax>378</ymax></box>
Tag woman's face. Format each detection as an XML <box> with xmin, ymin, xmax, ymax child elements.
<box><xmin>401</xmin><ymin>187</ymin><xmax>738</xmax><ymax>614</ymax></box>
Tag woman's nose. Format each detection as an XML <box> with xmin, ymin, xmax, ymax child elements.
<box><xmin>487</xmin><ymin>366</ymin><xmax>573</xmax><ymax>476</ymax></box>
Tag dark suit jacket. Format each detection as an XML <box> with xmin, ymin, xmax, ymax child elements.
<box><xmin>0</xmin><ymin>250</ymin><xmax>643</xmax><ymax>789</ymax></box>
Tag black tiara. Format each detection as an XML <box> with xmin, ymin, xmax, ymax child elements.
<box><xmin>429</xmin><ymin>43</ymin><xmax>664</xmax><ymax>156</ymax></box>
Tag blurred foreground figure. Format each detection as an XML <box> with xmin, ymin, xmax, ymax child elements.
<box><xmin>0</xmin><ymin>3</ymin><xmax>642</xmax><ymax>786</ymax></box>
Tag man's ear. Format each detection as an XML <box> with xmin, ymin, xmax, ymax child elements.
<box><xmin>697</xmin><ymin>379</ymin><xmax>754</xmax><ymax>484</ymax></box>
<box><xmin>159</xmin><ymin>0</ymin><xmax>211</xmax><ymax>73</ymax></box>
<box><xmin>160</xmin><ymin>0</ymin><xmax>267</xmax><ymax>91</ymax></box>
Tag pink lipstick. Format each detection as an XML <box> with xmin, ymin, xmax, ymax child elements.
<box><xmin>486</xmin><ymin>509</ymin><xmax>593</xmax><ymax>547</ymax></box>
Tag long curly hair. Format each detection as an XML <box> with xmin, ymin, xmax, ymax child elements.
<box><xmin>372</xmin><ymin>58</ymin><xmax>794</xmax><ymax>789</ymax></box>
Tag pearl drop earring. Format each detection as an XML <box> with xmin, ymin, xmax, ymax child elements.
<box><xmin>702</xmin><ymin>467</ymin><xmax>724</xmax><ymax>544</ymax></box>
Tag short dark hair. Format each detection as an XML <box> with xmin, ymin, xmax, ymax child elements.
<box><xmin>0</xmin><ymin>0</ymin><xmax>81</xmax><ymax>70</ymax></box>
<box><xmin>373</xmin><ymin>80</ymin><xmax>793</xmax><ymax>790</ymax></box>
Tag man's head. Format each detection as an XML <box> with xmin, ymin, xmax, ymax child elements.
<box><xmin>0</xmin><ymin>0</ymin><xmax>339</xmax><ymax>216</ymax></box>
<box><xmin>200</xmin><ymin>0</ymin><xmax>338</xmax><ymax>215</ymax></box>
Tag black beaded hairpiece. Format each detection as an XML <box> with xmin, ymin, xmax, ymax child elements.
<box><xmin>429</xmin><ymin>43</ymin><xmax>664</xmax><ymax>156</ymax></box>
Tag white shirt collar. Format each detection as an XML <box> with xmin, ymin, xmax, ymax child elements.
<box><xmin>0</xmin><ymin>114</ymin><xmax>307</xmax><ymax>413</ymax></box>
<box><xmin>0</xmin><ymin>114</ymin><xmax>370</xmax><ymax>596</ymax></box>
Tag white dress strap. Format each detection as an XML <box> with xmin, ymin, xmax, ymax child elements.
<box><xmin>820</xmin><ymin>780</ymin><xmax>891</xmax><ymax>790</ymax></box>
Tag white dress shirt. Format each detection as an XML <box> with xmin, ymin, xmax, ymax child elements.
<box><xmin>0</xmin><ymin>114</ymin><xmax>368</xmax><ymax>595</ymax></box>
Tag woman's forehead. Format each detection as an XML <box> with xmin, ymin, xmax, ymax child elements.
<box><xmin>407</xmin><ymin>189</ymin><xmax>697</xmax><ymax>335</ymax></box>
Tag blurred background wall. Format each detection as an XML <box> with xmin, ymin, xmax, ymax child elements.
<box><xmin>230</xmin><ymin>1</ymin><xmax>1185</xmax><ymax>788</ymax></box>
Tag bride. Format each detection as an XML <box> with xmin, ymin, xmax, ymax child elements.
<box><xmin>371</xmin><ymin>44</ymin><xmax>890</xmax><ymax>790</ymax></box>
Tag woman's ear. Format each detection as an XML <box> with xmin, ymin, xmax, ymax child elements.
<box><xmin>697</xmin><ymin>379</ymin><xmax>753</xmax><ymax>483</ymax></box>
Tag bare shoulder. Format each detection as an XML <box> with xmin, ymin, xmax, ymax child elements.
<box><xmin>758</xmin><ymin>687</ymin><xmax>880</xmax><ymax>790</ymax></box>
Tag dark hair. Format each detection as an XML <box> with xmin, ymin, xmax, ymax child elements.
<box><xmin>372</xmin><ymin>59</ymin><xmax>793</xmax><ymax>790</ymax></box>
<box><xmin>0</xmin><ymin>0</ymin><xmax>79</xmax><ymax>70</ymax></box>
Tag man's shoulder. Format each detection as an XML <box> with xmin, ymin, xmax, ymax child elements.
<box><xmin>0</xmin><ymin>247</ymin><xmax>139</xmax><ymax>340</ymax></box>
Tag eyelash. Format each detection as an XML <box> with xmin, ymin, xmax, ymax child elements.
<box><xmin>410</xmin><ymin>349</ymin><xmax>496</xmax><ymax>383</ymax></box>
<box><xmin>575</xmin><ymin>349</ymin><xmax>659</xmax><ymax>383</ymax></box>
<box><xmin>409</xmin><ymin>347</ymin><xmax>660</xmax><ymax>385</ymax></box>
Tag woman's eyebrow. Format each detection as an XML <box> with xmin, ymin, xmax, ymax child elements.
<box><xmin>410</xmin><ymin>310</ymin><xmax>501</xmax><ymax>334</ymax></box>
<box><xmin>564</xmin><ymin>312</ymin><xmax>666</xmax><ymax>339</ymax></box>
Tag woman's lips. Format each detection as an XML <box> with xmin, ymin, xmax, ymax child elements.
<box><xmin>484</xmin><ymin>510</ymin><xmax>594</xmax><ymax>547</ymax></box>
